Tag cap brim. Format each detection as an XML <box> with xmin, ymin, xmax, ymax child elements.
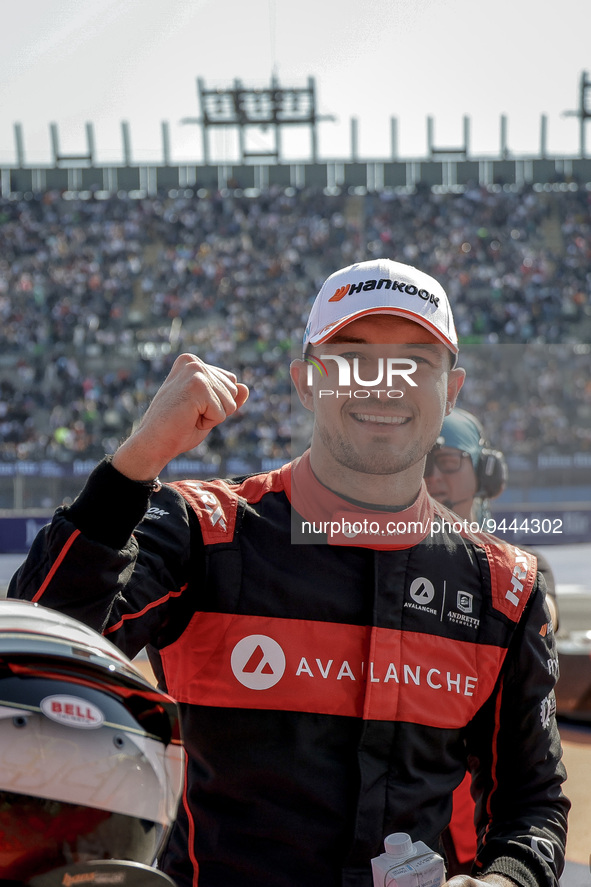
<box><xmin>307</xmin><ymin>306</ymin><xmax>459</xmax><ymax>354</ymax></box>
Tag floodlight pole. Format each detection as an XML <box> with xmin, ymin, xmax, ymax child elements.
<box><xmin>563</xmin><ymin>70</ymin><xmax>591</xmax><ymax>158</ymax></box>
<box><xmin>198</xmin><ymin>78</ymin><xmax>210</xmax><ymax>165</ymax></box>
<box><xmin>308</xmin><ymin>76</ymin><xmax>318</xmax><ymax>163</ymax></box>
<box><xmin>272</xmin><ymin>73</ymin><xmax>282</xmax><ymax>162</ymax></box>
<box><xmin>183</xmin><ymin>76</ymin><xmax>333</xmax><ymax>165</ymax></box>
<box><xmin>14</xmin><ymin>123</ymin><xmax>25</xmax><ymax>167</ymax></box>
<box><xmin>578</xmin><ymin>70</ymin><xmax>591</xmax><ymax>157</ymax></box>
<box><xmin>49</xmin><ymin>122</ymin><xmax>95</xmax><ymax>166</ymax></box>
<box><xmin>427</xmin><ymin>115</ymin><xmax>471</xmax><ymax>159</ymax></box>
<box><xmin>121</xmin><ymin>122</ymin><xmax>132</xmax><ymax>166</ymax></box>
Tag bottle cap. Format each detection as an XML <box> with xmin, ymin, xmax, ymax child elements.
<box><xmin>384</xmin><ymin>833</ymin><xmax>414</xmax><ymax>858</ymax></box>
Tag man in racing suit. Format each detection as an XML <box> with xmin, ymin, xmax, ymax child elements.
<box><xmin>9</xmin><ymin>258</ymin><xmax>568</xmax><ymax>887</ymax></box>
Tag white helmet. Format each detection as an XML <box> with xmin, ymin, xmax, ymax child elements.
<box><xmin>0</xmin><ymin>600</ymin><xmax>184</xmax><ymax>883</ymax></box>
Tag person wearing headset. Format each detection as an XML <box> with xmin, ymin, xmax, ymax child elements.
<box><xmin>424</xmin><ymin>407</ymin><xmax>559</xmax><ymax>876</ymax></box>
<box><xmin>424</xmin><ymin>407</ymin><xmax>558</xmax><ymax>623</ymax></box>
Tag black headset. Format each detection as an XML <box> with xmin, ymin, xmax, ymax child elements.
<box><xmin>466</xmin><ymin>412</ymin><xmax>508</xmax><ymax>499</ymax></box>
<box><xmin>476</xmin><ymin>445</ymin><xmax>508</xmax><ymax>499</ymax></box>
<box><xmin>436</xmin><ymin>409</ymin><xmax>508</xmax><ymax>501</ymax></box>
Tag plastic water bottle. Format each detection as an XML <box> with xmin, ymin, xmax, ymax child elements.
<box><xmin>371</xmin><ymin>832</ymin><xmax>446</xmax><ymax>887</ymax></box>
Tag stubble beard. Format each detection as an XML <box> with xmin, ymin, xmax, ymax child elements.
<box><xmin>315</xmin><ymin>420</ymin><xmax>429</xmax><ymax>477</ymax></box>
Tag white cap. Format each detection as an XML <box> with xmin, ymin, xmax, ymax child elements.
<box><xmin>303</xmin><ymin>258</ymin><xmax>458</xmax><ymax>358</ymax></box>
<box><xmin>384</xmin><ymin>833</ymin><xmax>414</xmax><ymax>858</ymax></box>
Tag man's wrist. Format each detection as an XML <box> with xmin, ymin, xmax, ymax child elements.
<box><xmin>68</xmin><ymin>458</ymin><xmax>156</xmax><ymax>549</ymax></box>
<box><xmin>111</xmin><ymin>437</ymin><xmax>166</xmax><ymax>484</ymax></box>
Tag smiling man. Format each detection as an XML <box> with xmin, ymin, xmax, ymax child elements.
<box><xmin>296</xmin><ymin>259</ymin><xmax>461</xmax><ymax>497</ymax></box>
<box><xmin>9</xmin><ymin>258</ymin><xmax>568</xmax><ymax>887</ymax></box>
<box><xmin>292</xmin><ymin>321</ymin><xmax>463</xmax><ymax>503</ymax></box>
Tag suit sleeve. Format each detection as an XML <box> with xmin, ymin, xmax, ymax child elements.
<box><xmin>466</xmin><ymin>574</ymin><xmax>569</xmax><ymax>887</ymax></box>
<box><xmin>7</xmin><ymin>458</ymin><xmax>201</xmax><ymax>660</ymax></box>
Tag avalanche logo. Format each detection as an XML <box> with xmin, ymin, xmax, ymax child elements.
<box><xmin>231</xmin><ymin>635</ymin><xmax>286</xmax><ymax>690</ymax></box>
<box><xmin>409</xmin><ymin>577</ymin><xmax>435</xmax><ymax>605</ymax></box>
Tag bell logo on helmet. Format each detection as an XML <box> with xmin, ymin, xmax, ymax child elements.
<box><xmin>231</xmin><ymin>635</ymin><xmax>286</xmax><ymax>690</ymax></box>
<box><xmin>41</xmin><ymin>695</ymin><xmax>105</xmax><ymax>729</ymax></box>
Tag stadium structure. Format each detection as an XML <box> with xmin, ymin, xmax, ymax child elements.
<box><xmin>3</xmin><ymin>73</ymin><xmax>591</xmax><ymax>195</ymax></box>
<box><xmin>0</xmin><ymin>76</ymin><xmax>590</xmax><ymax>552</ymax></box>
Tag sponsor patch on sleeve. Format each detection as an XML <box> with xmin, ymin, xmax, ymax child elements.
<box><xmin>486</xmin><ymin>544</ymin><xmax>537</xmax><ymax>621</ymax></box>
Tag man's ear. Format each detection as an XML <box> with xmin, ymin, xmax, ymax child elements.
<box><xmin>445</xmin><ymin>366</ymin><xmax>466</xmax><ymax>415</ymax></box>
<box><xmin>290</xmin><ymin>359</ymin><xmax>315</xmax><ymax>412</ymax></box>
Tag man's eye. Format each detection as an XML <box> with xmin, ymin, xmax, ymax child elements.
<box><xmin>408</xmin><ymin>355</ymin><xmax>435</xmax><ymax>367</ymax></box>
<box><xmin>340</xmin><ymin>351</ymin><xmax>361</xmax><ymax>360</ymax></box>
<box><xmin>340</xmin><ymin>351</ymin><xmax>364</xmax><ymax>360</ymax></box>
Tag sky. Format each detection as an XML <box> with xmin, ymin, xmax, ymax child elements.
<box><xmin>1</xmin><ymin>0</ymin><xmax>590</xmax><ymax>167</ymax></box>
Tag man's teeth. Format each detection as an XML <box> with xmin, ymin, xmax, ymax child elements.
<box><xmin>355</xmin><ymin>414</ymin><xmax>407</xmax><ymax>424</ymax></box>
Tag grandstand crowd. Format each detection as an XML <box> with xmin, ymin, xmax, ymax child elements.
<box><xmin>0</xmin><ymin>182</ymin><xmax>590</xmax><ymax>467</ymax></box>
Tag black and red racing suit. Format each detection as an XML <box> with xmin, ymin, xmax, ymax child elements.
<box><xmin>8</xmin><ymin>452</ymin><xmax>569</xmax><ymax>887</ymax></box>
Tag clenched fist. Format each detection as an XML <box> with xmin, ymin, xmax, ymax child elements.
<box><xmin>111</xmin><ymin>353</ymin><xmax>249</xmax><ymax>481</ymax></box>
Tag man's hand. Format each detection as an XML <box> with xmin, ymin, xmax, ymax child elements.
<box><xmin>111</xmin><ymin>353</ymin><xmax>249</xmax><ymax>481</ymax></box>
